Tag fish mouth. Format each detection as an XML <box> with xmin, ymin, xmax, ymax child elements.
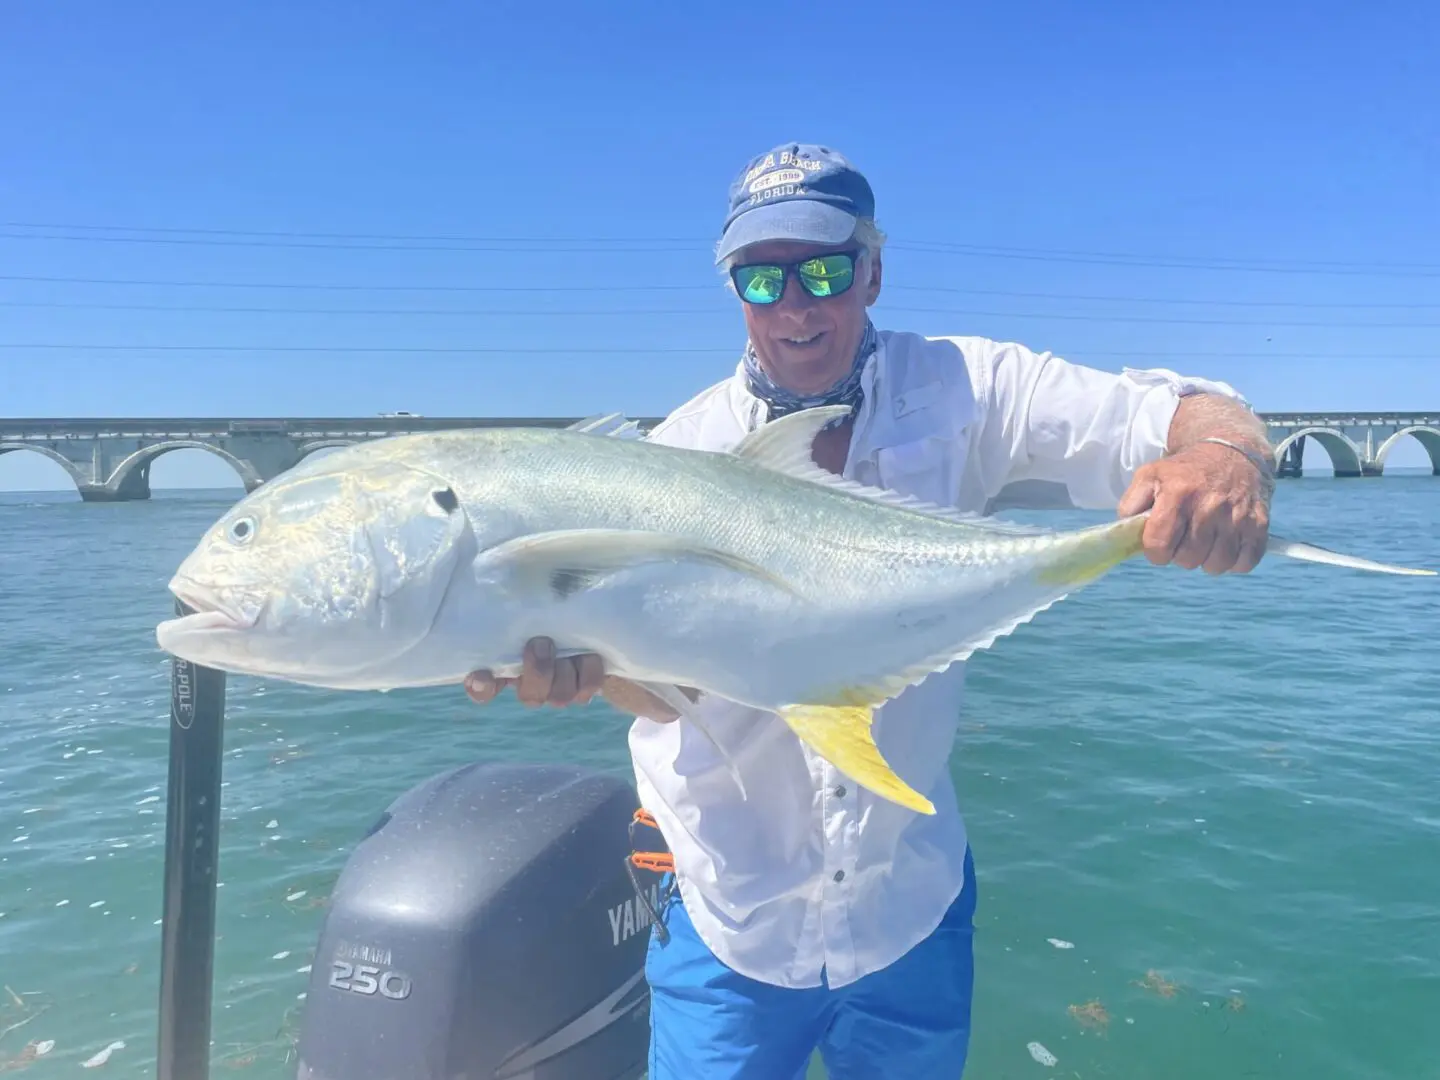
<box><xmin>164</xmin><ymin>576</ymin><xmax>260</xmax><ymax>632</ymax></box>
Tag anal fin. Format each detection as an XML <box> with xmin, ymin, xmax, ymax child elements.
<box><xmin>637</xmin><ymin>681</ymin><xmax>748</xmax><ymax>802</ymax></box>
<box><xmin>777</xmin><ymin>696</ymin><xmax>935</xmax><ymax>815</ymax></box>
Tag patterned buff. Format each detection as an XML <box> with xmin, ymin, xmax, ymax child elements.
<box><xmin>741</xmin><ymin>320</ymin><xmax>879</xmax><ymax>426</ymax></box>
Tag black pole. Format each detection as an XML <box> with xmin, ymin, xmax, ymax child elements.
<box><xmin>157</xmin><ymin>599</ymin><xmax>227</xmax><ymax>1080</ymax></box>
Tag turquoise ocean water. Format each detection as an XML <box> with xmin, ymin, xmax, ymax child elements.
<box><xmin>1</xmin><ymin>476</ymin><xmax>1437</xmax><ymax>1078</ymax></box>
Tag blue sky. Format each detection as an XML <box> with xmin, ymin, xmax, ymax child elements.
<box><xmin>3</xmin><ymin>1</ymin><xmax>1438</xmax><ymax>489</ymax></box>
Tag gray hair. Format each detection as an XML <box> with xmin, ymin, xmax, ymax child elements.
<box><xmin>717</xmin><ymin>217</ymin><xmax>888</xmax><ymax>289</ymax></box>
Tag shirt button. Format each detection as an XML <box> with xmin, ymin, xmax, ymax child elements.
<box><xmin>833</xmin><ymin>870</ymin><xmax>845</xmax><ymax>883</ymax></box>
<box><xmin>834</xmin><ymin>785</ymin><xmax>847</xmax><ymax>798</ymax></box>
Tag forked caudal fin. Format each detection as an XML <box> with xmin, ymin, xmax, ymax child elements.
<box><xmin>1263</xmin><ymin>535</ymin><xmax>1436</xmax><ymax>576</ymax></box>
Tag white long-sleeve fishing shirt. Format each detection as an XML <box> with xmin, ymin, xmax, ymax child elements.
<box><xmin>628</xmin><ymin>330</ymin><xmax>1248</xmax><ymax>990</ymax></box>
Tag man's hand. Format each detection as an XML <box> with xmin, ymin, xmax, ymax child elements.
<box><xmin>1116</xmin><ymin>393</ymin><xmax>1275</xmax><ymax>575</ymax></box>
<box><xmin>463</xmin><ymin>637</ymin><xmax>686</xmax><ymax>721</ymax></box>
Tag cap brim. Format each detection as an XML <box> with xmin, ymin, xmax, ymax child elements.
<box><xmin>714</xmin><ymin>200</ymin><xmax>859</xmax><ymax>264</ymax></box>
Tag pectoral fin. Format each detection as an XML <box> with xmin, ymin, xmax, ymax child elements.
<box><xmin>777</xmin><ymin>699</ymin><xmax>935</xmax><ymax>815</ymax></box>
<box><xmin>474</xmin><ymin>528</ymin><xmax>802</xmax><ymax>599</ymax></box>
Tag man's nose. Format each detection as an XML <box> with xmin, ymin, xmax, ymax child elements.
<box><xmin>774</xmin><ymin>276</ymin><xmax>819</xmax><ymax>316</ymax></box>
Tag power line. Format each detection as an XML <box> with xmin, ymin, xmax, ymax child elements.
<box><xmin>8</xmin><ymin>219</ymin><xmax>1440</xmax><ymax>274</ymax></box>
<box><xmin>0</xmin><ymin>220</ymin><xmax>711</xmax><ymax>244</ymax></box>
<box><xmin>0</xmin><ymin>272</ymin><xmax>715</xmax><ymax>293</ymax></box>
<box><xmin>5</xmin><ymin>296</ymin><xmax>1440</xmax><ymax>329</ymax></box>
<box><xmin>0</xmin><ymin>343</ymin><xmax>1428</xmax><ymax>359</ymax></box>
<box><xmin>5</xmin><ymin>222</ymin><xmax>1440</xmax><ymax>277</ymax></box>
<box><xmin>3</xmin><ymin>272</ymin><xmax>1438</xmax><ymax>310</ymax></box>
<box><xmin>0</xmin><ymin>230</ymin><xmax>696</xmax><ymax>254</ymax></box>
<box><xmin>0</xmin><ymin>343</ymin><xmax>733</xmax><ymax>354</ymax></box>
<box><xmin>898</xmin><ymin>238</ymin><xmax>1440</xmax><ymax>275</ymax></box>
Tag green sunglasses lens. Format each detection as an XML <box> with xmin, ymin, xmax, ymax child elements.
<box><xmin>736</xmin><ymin>265</ymin><xmax>785</xmax><ymax>304</ymax></box>
<box><xmin>733</xmin><ymin>252</ymin><xmax>858</xmax><ymax>304</ymax></box>
<box><xmin>796</xmin><ymin>254</ymin><xmax>855</xmax><ymax>297</ymax></box>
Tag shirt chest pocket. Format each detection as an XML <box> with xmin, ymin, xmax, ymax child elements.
<box><xmin>861</xmin><ymin>376</ymin><xmax>973</xmax><ymax>504</ymax></box>
<box><xmin>875</xmin><ymin>436</ymin><xmax>955</xmax><ymax>504</ymax></box>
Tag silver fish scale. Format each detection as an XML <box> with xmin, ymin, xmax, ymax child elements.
<box><xmin>380</xmin><ymin>427</ymin><xmax>1048</xmax><ymax>602</ymax></box>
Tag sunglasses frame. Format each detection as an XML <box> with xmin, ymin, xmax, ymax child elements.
<box><xmin>729</xmin><ymin>248</ymin><xmax>864</xmax><ymax>306</ymax></box>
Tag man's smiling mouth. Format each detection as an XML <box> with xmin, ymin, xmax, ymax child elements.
<box><xmin>782</xmin><ymin>331</ymin><xmax>824</xmax><ymax>346</ymax></box>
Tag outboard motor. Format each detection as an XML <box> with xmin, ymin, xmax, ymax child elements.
<box><xmin>295</xmin><ymin>762</ymin><xmax>655</xmax><ymax>1080</ymax></box>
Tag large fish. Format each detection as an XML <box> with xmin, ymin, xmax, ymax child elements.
<box><xmin>155</xmin><ymin>406</ymin><xmax>1434</xmax><ymax>815</ymax></box>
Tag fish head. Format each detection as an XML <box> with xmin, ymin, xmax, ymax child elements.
<box><xmin>156</xmin><ymin>462</ymin><xmax>472</xmax><ymax>681</ymax></box>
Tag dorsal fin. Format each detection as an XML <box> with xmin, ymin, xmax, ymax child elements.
<box><xmin>566</xmin><ymin>413</ymin><xmax>643</xmax><ymax>439</ymax></box>
<box><xmin>731</xmin><ymin>405</ymin><xmax>851</xmax><ymax>472</ymax></box>
<box><xmin>730</xmin><ymin>405</ymin><xmax>1054</xmax><ymax>535</ymax></box>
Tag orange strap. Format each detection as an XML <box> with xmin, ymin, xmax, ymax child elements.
<box><xmin>628</xmin><ymin>808</ymin><xmax>674</xmax><ymax>873</ymax></box>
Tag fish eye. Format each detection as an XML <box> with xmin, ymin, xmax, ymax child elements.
<box><xmin>226</xmin><ymin>516</ymin><xmax>258</xmax><ymax>545</ymax></box>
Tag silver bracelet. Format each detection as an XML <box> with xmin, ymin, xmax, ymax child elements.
<box><xmin>1197</xmin><ymin>436</ymin><xmax>1277</xmax><ymax>480</ymax></box>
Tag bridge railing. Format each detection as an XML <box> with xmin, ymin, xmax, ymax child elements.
<box><xmin>0</xmin><ymin>417</ymin><xmax>668</xmax><ymax>440</ymax></box>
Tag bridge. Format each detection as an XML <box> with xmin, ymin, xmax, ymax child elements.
<box><xmin>0</xmin><ymin>416</ymin><xmax>663</xmax><ymax>501</ymax></box>
<box><xmin>0</xmin><ymin>412</ymin><xmax>1435</xmax><ymax>501</ymax></box>
<box><xmin>1263</xmin><ymin>412</ymin><xmax>1440</xmax><ymax>478</ymax></box>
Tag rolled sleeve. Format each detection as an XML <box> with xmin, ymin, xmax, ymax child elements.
<box><xmin>976</xmin><ymin>342</ymin><xmax>1250</xmax><ymax>510</ymax></box>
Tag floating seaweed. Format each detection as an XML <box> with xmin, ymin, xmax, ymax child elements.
<box><xmin>1134</xmin><ymin>969</ymin><xmax>1181</xmax><ymax>998</ymax></box>
<box><xmin>1068</xmin><ymin>998</ymin><xmax>1110</xmax><ymax>1032</ymax></box>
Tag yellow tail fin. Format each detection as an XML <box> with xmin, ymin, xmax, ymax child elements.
<box><xmin>777</xmin><ymin>702</ymin><xmax>936</xmax><ymax>815</ymax></box>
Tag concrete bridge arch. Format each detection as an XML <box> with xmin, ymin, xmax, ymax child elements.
<box><xmin>1375</xmin><ymin>426</ymin><xmax>1440</xmax><ymax>475</ymax></box>
<box><xmin>107</xmin><ymin>440</ymin><xmax>265</xmax><ymax>498</ymax></box>
<box><xmin>297</xmin><ymin>439</ymin><xmax>357</xmax><ymax>459</ymax></box>
<box><xmin>0</xmin><ymin>443</ymin><xmax>90</xmax><ymax>492</ymax></box>
<box><xmin>1271</xmin><ymin>427</ymin><xmax>1366</xmax><ymax>477</ymax></box>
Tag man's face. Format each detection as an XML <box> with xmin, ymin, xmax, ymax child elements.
<box><xmin>733</xmin><ymin>239</ymin><xmax>883</xmax><ymax>396</ymax></box>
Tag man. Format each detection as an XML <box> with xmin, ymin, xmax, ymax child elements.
<box><xmin>466</xmin><ymin>143</ymin><xmax>1275</xmax><ymax>1078</ymax></box>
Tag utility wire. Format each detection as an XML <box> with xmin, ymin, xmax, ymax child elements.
<box><xmin>0</xmin><ymin>343</ymin><xmax>1428</xmax><ymax>359</ymax></box>
<box><xmin>0</xmin><ymin>272</ymin><xmax>716</xmax><ymax>293</ymax></box>
<box><xmin>0</xmin><ymin>230</ymin><xmax>696</xmax><ymax>254</ymax></box>
<box><xmin>4</xmin><ymin>223</ymin><xmax>1440</xmax><ymax>277</ymax></box>
<box><xmin>2</xmin><ymin>272</ymin><xmax>1438</xmax><ymax>310</ymax></box>
<box><xmin>8</xmin><ymin>219</ymin><xmax>1440</xmax><ymax>274</ymax></box>
<box><xmin>3</xmin><ymin>297</ymin><xmax>1440</xmax><ymax>329</ymax></box>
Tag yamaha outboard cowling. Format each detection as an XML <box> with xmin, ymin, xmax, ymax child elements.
<box><xmin>295</xmin><ymin>762</ymin><xmax>652</xmax><ymax>1080</ymax></box>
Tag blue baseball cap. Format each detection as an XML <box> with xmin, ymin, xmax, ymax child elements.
<box><xmin>714</xmin><ymin>142</ymin><xmax>875</xmax><ymax>265</ymax></box>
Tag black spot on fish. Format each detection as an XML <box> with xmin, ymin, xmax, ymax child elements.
<box><xmin>550</xmin><ymin>569</ymin><xmax>597</xmax><ymax>599</ymax></box>
<box><xmin>432</xmin><ymin>487</ymin><xmax>459</xmax><ymax>514</ymax></box>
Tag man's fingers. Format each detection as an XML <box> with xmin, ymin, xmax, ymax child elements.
<box><xmin>1174</xmin><ymin>503</ymin><xmax>1219</xmax><ymax>570</ymax></box>
<box><xmin>516</xmin><ymin>637</ymin><xmax>556</xmax><ymax>706</ymax></box>
<box><xmin>547</xmin><ymin>655</ymin><xmax>580</xmax><ymax>706</ymax></box>
<box><xmin>1141</xmin><ymin>497</ymin><xmax>1188</xmax><ymax>565</ymax></box>
<box><xmin>1233</xmin><ymin>527</ymin><xmax>1267</xmax><ymax>574</ymax></box>
<box><xmin>1202</xmin><ymin>519</ymin><xmax>1242</xmax><ymax>575</ymax></box>
<box><xmin>1230</xmin><ymin>504</ymin><xmax>1270</xmax><ymax>574</ymax></box>
<box><xmin>600</xmin><ymin>676</ymin><xmax>681</xmax><ymax>722</ymax></box>
<box><xmin>575</xmin><ymin>653</ymin><xmax>606</xmax><ymax>703</ymax></box>
<box><xmin>465</xmin><ymin>670</ymin><xmax>499</xmax><ymax>703</ymax></box>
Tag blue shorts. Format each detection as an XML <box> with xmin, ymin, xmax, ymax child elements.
<box><xmin>645</xmin><ymin>847</ymin><xmax>977</xmax><ymax>1080</ymax></box>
